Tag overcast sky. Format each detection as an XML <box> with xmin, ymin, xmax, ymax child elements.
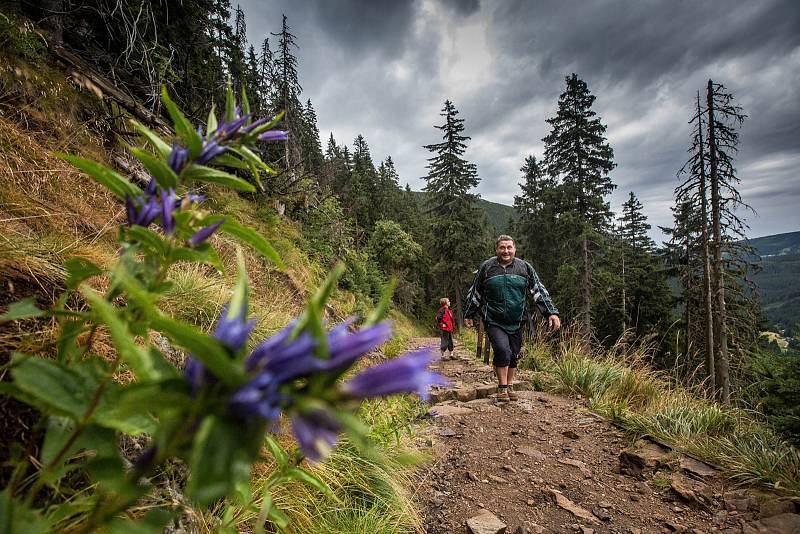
<box><xmin>239</xmin><ymin>0</ymin><xmax>800</xmax><ymax>242</ymax></box>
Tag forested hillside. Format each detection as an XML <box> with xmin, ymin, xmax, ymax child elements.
<box><xmin>1</xmin><ymin>2</ymin><xmax>798</xmax><ymax>532</ymax></box>
<box><xmin>750</xmin><ymin>231</ymin><xmax>800</xmax><ymax>331</ymax></box>
<box><xmin>410</xmin><ymin>191</ymin><xmax>517</xmax><ymax>236</ymax></box>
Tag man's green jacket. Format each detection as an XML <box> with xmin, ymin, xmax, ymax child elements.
<box><xmin>463</xmin><ymin>257</ymin><xmax>559</xmax><ymax>333</ymax></box>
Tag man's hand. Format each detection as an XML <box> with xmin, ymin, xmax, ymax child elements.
<box><xmin>548</xmin><ymin>315</ymin><xmax>561</xmax><ymax>331</ymax></box>
<box><xmin>464</xmin><ymin>318</ymin><xmax>473</xmax><ymax>328</ymax></box>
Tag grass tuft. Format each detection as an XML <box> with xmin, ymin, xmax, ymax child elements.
<box><xmin>525</xmin><ymin>329</ymin><xmax>800</xmax><ymax>496</ymax></box>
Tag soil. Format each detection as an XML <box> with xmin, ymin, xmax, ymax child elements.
<box><xmin>410</xmin><ymin>337</ymin><xmax>799</xmax><ymax>534</ymax></box>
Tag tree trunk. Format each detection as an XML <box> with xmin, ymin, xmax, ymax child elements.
<box><xmin>621</xmin><ymin>249</ymin><xmax>626</xmax><ymax>333</ymax></box>
<box><xmin>707</xmin><ymin>80</ymin><xmax>730</xmax><ymax>405</ymax></box>
<box><xmin>581</xmin><ymin>235</ymin><xmax>592</xmax><ymax>337</ymax></box>
<box><xmin>696</xmin><ymin>93</ymin><xmax>716</xmax><ymax>393</ymax></box>
<box><xmin>454</xmin><ymin>281</ymin><xmax>463</xmax><ymax>330</ymax></box>
<box><xmin>683</xmin><ymin>210</ymin><xmax>693</xmax><ymax>359</ymax></box>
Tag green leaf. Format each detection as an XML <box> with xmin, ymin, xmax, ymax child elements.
<box><xmin>130</xmin><ymin>120</ymin><xmax>172</xmax><ymax>158</ymax></box>
<box><xmin>256</xmin><ymin>492</ymin><xmax>289</xmax><ymax>534</ymax></box>
<box><xmin>59</xmin><ymin>153</ymin><xmax>142</xmax><ymax>200</ymax></box>
<box><xmin>228</xmin><ymin>248</ymin><xmax>249</xmax><ymax>323</ymax></box>
<box><xmin>150</xmin><ymin>315</ymin><xmax>243</xmax><ymax>385</ymax></box>
<box><xmin>56</xmin><ymin>319</ymin><xmax>87</xmax><ymax>361</ymax></box>
<box><xmin>41</xmin><ymin>418</ymin><xmax>119</xmax><ymax>484</ymax></box>
<box><xmin>161</xmin><ymin>86</ymin><xmax>203</xmax><ymax>157</ymax></box>
<box><xmin>241</xmin><ymin>86</ymin><xmax>251</xmax><ymax>117</ymax></box>
<box><xmin>0</xmin><ymin>490</ymin><xmax>52</xmax><ymax>534</ymax></box>
<box><xmin>203</xmin><ymin>215</ymin><xmax>283</xmax><ymax>267</ymax></box>
<box><xmin>64</xmin><ymin>257</ymin><xmax>103</xmax><ymax>290</ymax></box>
<box><xmin>187</xmin><ymin>416</ymin><xmax>252</xmax><ymax>506</ymax></box>
<box><xmin>82</xmin><ymin>287</ymin><xmax>168</xmax><ymax>382</ymax></box>
<box><xmin>286</xmin><ymin>467</ymin><xmax>336</xmax><ymax>498</ymax></box>
<box><xmin>113</xmin><ymin>379</ymin><xmax>192</xmax><ymax>417</ymax></box>
<box><xmin>264</xmin><ymin>435</ymin><xmax>288</xmax><ymax>469</ymax></box>
<box><xmin>129</xmin><ymin>146</ymin><xmax>179</xmax><ymax>189</ymax></box>
<box><xmin>225</xmin><ymin>78</ymin><xmax>236</xmax><ymax>123</ymax></box>
<box><xmin>12</xmin><ymin>357</ymin><xmax>89</xmax><ymax>419</ymax></box>
<box><xmin>212</xmin><ymin>153</ymin><xmax>250</xmax><ymax>170</ymax></box>
<box><xmin>127</xmin><ymin>226</ymin><xmax>168</xmax><ymax>256</ymax></box>
<box><xmin>245</xmin><ymin>110</ymin><xmax>285</xmax><ymax>138</ymax></box>
<box><xmin>182</xmin><ymin>165</ymin><xmax>256</xmax><ymax>192</ymax></box>
<box><xmin>266</xmin><ymin>503</ymin><xmax>290</xmax><ymax>529</ymax></box>
<box><xmin>170</xmin><ymin>245</ymin><xmax>223</xmax><ymax>271</ymax></box>
<box><xmin>13</xmin><ymin>357</ymin><xmax>155</xmax><ymax>434</ymax></box>
<box><xmin>0</xmin><ymin>298</ymin><xmax>45</xmax><ymax>321</ymax></box>
<box><xmin>206</xmin><ymin>105</ymin><xmax>218</xmax><ymax>136</ymax></box>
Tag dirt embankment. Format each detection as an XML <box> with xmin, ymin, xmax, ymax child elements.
<box><xmin>410</xmin><ymin>338</ymin><xmax>800</xmax><ymax>534</ymax></box>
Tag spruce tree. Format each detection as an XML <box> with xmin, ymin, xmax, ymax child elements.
<box><xmin>271</xmin><ymin>15</ymin><xmax>304</xmax><ymax>171</ymax></box>
<box><xmin>513</xmin><ymin>155</ymin><xmax>560</xmax><ymax>284</ymax></box>
<box><xmin>423</xmin><ymin>100</ymin><xmax>489</xmax><ymax>324</ymax></box>
<box><xmin>615</xmin><ymin>192</ymin><xmax>673</xmax><ymax>340</ymax></box>
<box><xmin>301</xmin><ymin>99</ymin><xmax>324</xmax><ymax>173</ymax></box>
<box><xmin>542</xmin><ymin>74</ymin><xmax>616</xmax><ymax>336</ymax></box>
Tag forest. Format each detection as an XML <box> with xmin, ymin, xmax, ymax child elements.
<box><xmin>1</xmin><ymin>1</ymin><xmax>798</xmax><ymax>532</ymax></box>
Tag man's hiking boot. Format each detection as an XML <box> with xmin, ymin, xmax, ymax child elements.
<box><xmin>507</xmin><ymin>385</ymin><xmax>519</xmax><ymax>401</ymax></box>
<box><xmin>496</xmin><ymin>389</ymin><xmax>510</xmax><ymax>403</ymax></box>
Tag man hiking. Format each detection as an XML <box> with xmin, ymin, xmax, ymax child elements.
<box><xmin>464</xmin><ymin>235</ymin><xmax>561</xmax><ymax>402</ymax></box>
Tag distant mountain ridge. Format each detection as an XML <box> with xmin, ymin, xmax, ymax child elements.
<box><xmin>749</xmin><ymin>231</ymin><xmax>800</xmax><ymax>329</ymax></box>
<box><xmin>747</xmin><ymin>231</ymin><xmax>800</xmax><ymax>257</ymax></box>
<box><xmin>410</xmin><ymin>191</ymin><xmax>518</xmax><ymax>236</ymax></box>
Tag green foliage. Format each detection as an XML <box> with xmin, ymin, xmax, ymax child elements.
<box><xmin>748</xmin><ymin>347</ymin><xmax>800</xmax><ymax>445</ymax></box>
<box><xmin>0</xmin><ymin>11</ymin><xmax>46</xmax><ymax>61</ymax></box>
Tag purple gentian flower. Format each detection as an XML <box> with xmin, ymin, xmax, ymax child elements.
<box><xmin>183</xmin><ymin>357</ymin><xmax>211</xmax><ymax>395</ymax></box>
<box><xmin>219</xmin><ymin>114</ymin><xmax>251</xmax><ymax>139</ymax></box>
<box><xmin>160</xmin><ymin>189</ymin><xmax>177</xmax><ymax>234</ymax></box>
<box><xmin>241</xmin><ymin>117</ymin><xmax>269</xmax><ymax>134</ymax></box>
<box><xmin>244</xmin><ymin>320</ymin><xmax>391</xmax><ymax>383</ymax></box>
<box><xmin>258</xmin><ymin>130</ymin><xmax>289</xmax><ymax>142</ymax></box>
<box><xmin>291</xmin><ymin>410</ymin><xmax>341</xmax><ymax>462</ymax></box>
<box><xmin>196</xmin><ymin>139</ymin><xmax>227</xmax><ymax>165</ymax></box>
<box><xmin>167</xmin><ymin>143</ymin><xmax>189</xmax><ymax>173</ymax></box>
<box><xmin>326</xmin><ymin>320</ymin><xmax>391</xmax><ymax>371</ymax></box>
<box><xmin>183</xmin><ymin>301</ymin><xmax>254</xmax><ymax>391</ymax></box>
<box><xmin>189</xmin><ymin>219</ymin><xmax>225</xmax><ymax>247</ymax></box>
<box><xmin>229</xmin><ymin>371</ymin><xmax>284</xmax><ymax>422</ymax></box>
<box><xmin>246</xmin><ymin>329</ymin><xmax>319</xmax><ymax>383</ymax></box>
<box><xmin>343</xmin><ymin>348</ymin><xmax>447</xmax><ymax>401</ymax></box>
<box><xmin>213</xmin><ymin>304</ymin><xmax>255</xmax><ymax>353</ymax></box>
<box><xmin>125</xmin><ymin>194</ymin><xmax>160</xmax><ymax>228</ymax></box>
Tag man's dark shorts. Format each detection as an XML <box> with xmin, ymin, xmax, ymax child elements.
<box><xmin>486</xmin><ymin>325</ymin><xmax>522</xmax><ymax>368</ymax></box>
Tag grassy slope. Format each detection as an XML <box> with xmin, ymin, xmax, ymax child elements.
<box><xmin>0</xmin><ymin>44</ymin><xmax>426</xmax><ymax>533</ymax></box>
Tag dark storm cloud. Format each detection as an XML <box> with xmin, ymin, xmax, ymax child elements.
<box><xmin>238</xmin><ymin>0</ymin><xmax>800</xmax><ymax>240</ymax></box>
<box><xmin>438</xmin><ymin>0</ymin><xmax>480</xmax><ymax>17</ymax></box>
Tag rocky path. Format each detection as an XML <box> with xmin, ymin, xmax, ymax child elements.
<box><xmin>410</xmin><ymin>338</ymin><xmax>800</xmax><ymax>534</ymax></box>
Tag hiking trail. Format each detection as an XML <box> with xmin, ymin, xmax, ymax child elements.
<box><xmin>409</xmin><ymin>337</ymin><xmax>800</xmax><ymax>534</ymax></box>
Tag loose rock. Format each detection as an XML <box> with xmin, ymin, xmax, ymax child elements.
<box><xmin>466</xmin><ymin>510</ymin><xmax>507</xmax><ymax>534</ymax></box>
